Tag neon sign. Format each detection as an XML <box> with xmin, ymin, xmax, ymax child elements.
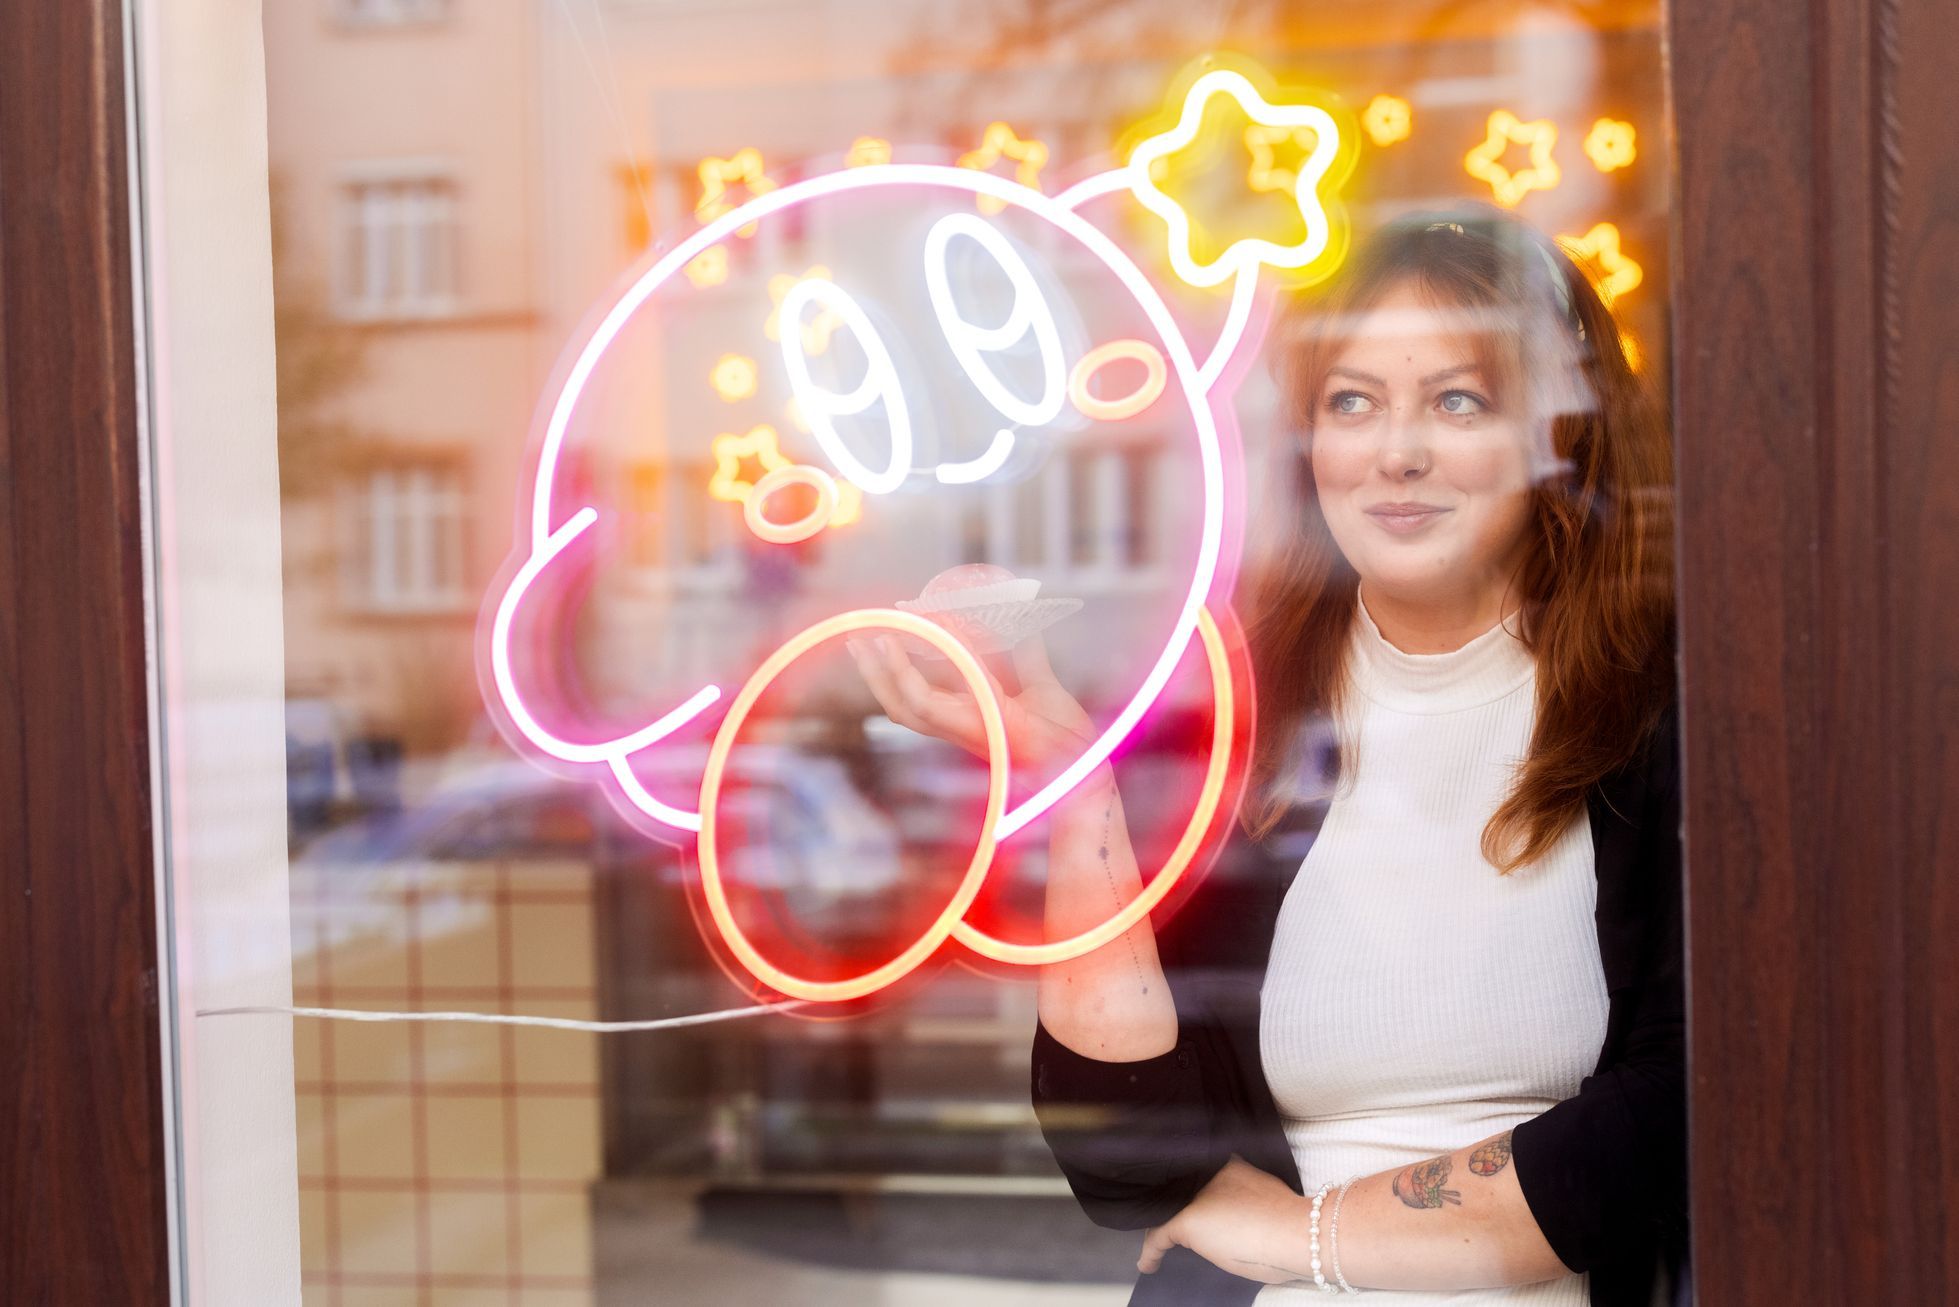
<box><xmin>1363</xmin><ymin>93</ymin><xmax>1413</xmax><ymax>147</ymax></box>
<box><xmin>1583</xmin><ymin>118</ymin><xmax>1637</xmax><ymax>173</ymax></box>
<box><xmin>1558</xmin><ymin>221</ymin><xmax>1642</xmax><ymax>305</ymax></box>
<box><xmin>483</xmin><ymin>56</ymin><xmax>1355</xmax><ymax>1000</ymax></box>
<box><xmin>1464</xmin><ymin>109</ymin><xmax>1560</xmax><ymax>207</ymax></box>
<box><xmin>957</xmin><ymin>122</ymin><xmax>1048</xmax><ymax>216</ymax></box>
<box><xmin>1124</xmin><ymin>61</ymin><xmax>1357</xmax><ymax>289</ymax></box>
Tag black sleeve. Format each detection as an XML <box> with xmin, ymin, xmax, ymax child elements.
<box><xmin>1028</xmin><ymin>822</ymin><xmax>1294</xmax><ymax>1232</ymax></box>
<box><xmin>1029</xmin><ymin>1013</ymin><xmax>1228</xmax><ymax>1230</ymax></box>
<box><xmin>1510</xmin><ymin>707</ymin><xmax>1688</xmax><ymax>1273</ymax></box>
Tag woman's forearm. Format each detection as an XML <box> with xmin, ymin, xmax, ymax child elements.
<box><xmin>1034</xmin><ymin>772</ymin><xmax>1179</xmax><ymax>1061</ymax></box>
<box><xmin>1325</xmin><ymin>1129</ymin><xmax>1569</xmax><ymax>1291</ymax></box>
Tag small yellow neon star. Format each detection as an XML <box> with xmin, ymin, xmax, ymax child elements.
<box><xmin>766</xmin><ymin>266</ymin><xmax>843</xmax><ymax>354</ymax></box>
<box><xmin>846</xmin><ymin>136</ymin><xmax>892</xmax><ymax>168</ymax></box>
<box><xmin>1557</xmin><ymin>222</ymin><xmax>1643</xmax><ymax>306</ymax></box>
<box><xmin>684</xmin><ymin>246</ymin><xmax>728</xmax><ymax>289</ymax></box>
<box><xmin>708</xmin><ymin>424</ymin><xmax>791</xmax><ymax>504</ymax></box>
<box><xmin>707</xmin><ymin>424</ymin><xmax>859</xmax><ymax>528</ymax></box>
<box><xmin>696</xmin><ymin>147</ymin><xmax>777</xmax><ymax>237</ymax></box>
<box><xmin>1583</xmin><ymin>118</ymin><xmax>1637</xmax><ymax>173</ymax></box>
<box><xmin>1244</xmin><ymin>122</ymin><xmax>1323</xmax><ymax>195</ymax></box>
<box><xmin>958</xmin><ymin>122</ymin><xmax>1048</xmax><ymax>215</ymax></box>
<box><xmin>1464</xmin><ymin>110</ymin><xmax>1560</xmax><ymax>208</ymax></box>
<box><xmin>1128</xmin><ymin>66</ymin><xmax>1350</xmax><ymax>289</ymax></box>
<box><xmin>1363</xmin><ymin>94</ymin><xmax>1413</xmax><ymax>147</ymax></box>
<box><xmin>709</xmin><ymin>354</ymin><xmax>759</xmax><ymax>403</ymax></box>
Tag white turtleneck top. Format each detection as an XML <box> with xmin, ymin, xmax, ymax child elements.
<box><xmin>1253</xmin><ymin>594</ymin><xmax>1608</xmax><ymax>1305</ymax></box>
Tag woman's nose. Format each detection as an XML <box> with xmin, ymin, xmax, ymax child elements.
<box><xmin>1376</xmin><ymin>411</ymin><xmax>1430</xmax><ymax>479</ymax></box>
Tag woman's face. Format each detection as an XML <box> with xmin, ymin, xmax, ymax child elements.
<box><xmin>1309</xmin><ymin>280</ymin><xmax>1539</xmax><ymax>618</ymax></box>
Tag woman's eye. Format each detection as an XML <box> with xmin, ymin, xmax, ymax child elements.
<box><xmin>1438</xmin><ymin>390</ymin><xmax>1487</xmax><ymax>416</ymax></box>
<box><xmin>1328</xmin><ymin>390</ymin><xmax>1376</xmax><ymax>415</ymax></box>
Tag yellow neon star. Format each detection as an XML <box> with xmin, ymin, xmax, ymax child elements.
<box><xmin>696</xmin><ymin>147</ymin><xmax>777</xmax><ymax>237</ymax></box>
<box><xmin>1557</xmin><ymin>222</ymin><xmax>1643</xmax><ymax>306</ymax></box>
<box><xmin>1362</xmin><ymin>94</ymin><xmax>1413</xmax><ymax>147</ymax></box>
<box><xmin>707</xmin><ymin>425</ymin><xmax>858</xmax><ymax>528</ymax></box>
<box><xmin>846</xmin><ymin>136</ymin><xmax>892</xmax><ymax>168</ymax></box>
<box><xmin>709</xmin><ymin>354</ymin><xmax>759</xmax><ymax>403</ymax></box>
<box><xmin>765</xmin><ymin>266</ymin><xmax>843</xmax><ymax>355</ymax></box>
<box><xmin>684</xmin><ymin>246</ymin><xmax>728</xmax><ymax>289</ymax></box>
<box><xmin>1464</xmin><ymin>110</ymin><xmax>1560</xmax><ymax>208</ymax></box>
<box><xmin>1244</xmin><ymin>122</ymin><xmax>1323</xmax><ymax>195</ymax></box>
<box><xmin>1126</xmin><ymin>62</ymin><xmax>1355</xmax><ymax>289</ymax></box>
<box><xmin>958</xmin><ymin>122</ymin><xmax>1048</xmax><ymax>215</ymax></box>
<box><xmin>1583</xmin><ymin>118</ymin><xmax>1637</xmax><ymax>173</ymax></box>
<box><xmin>708</xmin><ymin>424</ymin><xmax>791</xmax><ymax>504</ymax></box>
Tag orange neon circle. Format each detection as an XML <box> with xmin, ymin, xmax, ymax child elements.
<box><xmin>696</xmin><ymin>609</ymin><xmax>1011</xmax><ymax>1002</ymax></box>
<box><xmin>742</xmin><ymin>463</ymin><xmax>841</xmax><ymax>545</ymax></box>
<box><xmin>1068</xmin><ymin>339</ymin><xmax>1169</xmax><ymax>421</ymax></box>
<box><xmin>950</xmin><ymin>605</ymin><xmax>1233</xmax><ymax>965</ymax></box>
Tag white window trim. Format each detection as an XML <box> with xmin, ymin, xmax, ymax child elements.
<box><xmin>329</xmin><ymin>0</ymin><xmax>450</xmax><ymax>30</ymax></box>
<box><xmin>332</xmin><ymin>159</ymin><xmax>464</xmax><ymax>322</ymax></box>
<box><xmin>342</xmin><ymin>463</ymin><xmax>473</xmax><ymax>615</ymax></box>
<box><xmin>968</xmin><ymin>437</ymin><xmax>1171</xmax><ymax>593</ymax></box>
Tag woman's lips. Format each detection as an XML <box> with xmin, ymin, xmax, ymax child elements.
<box><xmin>1365</xmin><ymin>504</ymin><xmax>1451</xmax><ymax>534</ymax></box>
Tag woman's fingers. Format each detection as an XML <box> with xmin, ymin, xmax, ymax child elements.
<box><xmin>1137</xmin><ymin>1223</ymin><xmax>1175</xmax><ymax>1274</ymax></box>
<box><xmin>1009</xmin><ymin>627</ymin><xmax>1061</xmax><ymax>690</ymax></box>
<box><xmin>846</xmin><ymin>635</ymin><xmax>986</xmax><ymax>756</ymax></box>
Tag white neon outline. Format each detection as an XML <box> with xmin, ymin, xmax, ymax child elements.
<box><xmin>493</xmin><ymin>162</ymin><xmax>1241</xmax><ymax>841</ymax></box>
<box><xmin>489</xmin><ymin>508</ymin><xmax>722</xmax><ymax>763</ymax></box>
<box><xmin>1198</xmin><ymin>265</ymin><xmax>1260</xmax><ymax>393</ymax></box>
<box><xmin>777</xmin><ymin>278</ymin><xmax>913</xmax><ymax>495</ymax></box>
<box><xmin>1125</xmin><ymin>69</ymin><xmax>1341</xmax><ymax>289</ymax></box>
<box><xmin>933</xmin><ymin>428</ymin><xmax>1016</xmax><ymax>484</ymax></box>
<box><xmin>923</xmin><ymin>212</ymin><xmax>1067</xmax><ymax>429</ymax></box>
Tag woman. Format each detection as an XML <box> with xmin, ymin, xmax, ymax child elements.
<box><xmin>847</xmin><ymin>205</ymin><xmax>1685</xmax><ymax>1305</ymax></box>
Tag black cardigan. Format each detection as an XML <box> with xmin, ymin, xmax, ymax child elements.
<box><xmin>1030</xmin><ymin>702</ymin><xmax>1687</xmax><ymax>1307</ymax></box>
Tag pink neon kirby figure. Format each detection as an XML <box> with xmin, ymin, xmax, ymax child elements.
<box><xmin>480</xmin><ymin>56</ymin><xmax>1356</xmax><ymax>1001</ymax></box>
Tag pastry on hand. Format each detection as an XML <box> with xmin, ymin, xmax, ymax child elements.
<box><xmin>895</xmin><ymin>563</ymin><xmax>1083</xmax><ymax>655</ymax></box>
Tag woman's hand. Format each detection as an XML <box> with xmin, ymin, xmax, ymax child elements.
<box><xmin>845</xmin><ymin>626</ymin><xmax>1101</xmax><ymax>784</ymax></box>
<box><xmin>1137</xmin><ymin>1155</ymin><xmax>1319</xmax><ymax>1285</ymax></box>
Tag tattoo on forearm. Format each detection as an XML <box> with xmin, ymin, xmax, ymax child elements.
<box><xmin>1468</xmin><ymin>1131</ymin><xmax>1513</xmax><ymax>1178</ymax></box>
<box><xmin>1392</xmin><ymin>1155</ymin><xmax>1463</xmax><ymax>1209</ymax></box>
<box><xmin>1098</xmin><ymin>795</ymin><xmax>1146</xmax><ymax>992</ymax></box>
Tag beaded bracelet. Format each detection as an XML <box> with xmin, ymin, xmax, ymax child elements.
<box><xmin>1329</xmin><ymin>1174</ymin><xmax>1362</xmax><ymax>1293</ymax></box>
<box><xmin>1307</xmin><ymin>1180</ymin><xmax>1337</xmax><ymax>1292</ymax></box>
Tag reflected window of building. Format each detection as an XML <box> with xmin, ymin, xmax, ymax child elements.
<box><xmin>336</xmin><ymin>168</ymin><xmax>459</xmax><ymax>320</ymax></box>
<box><xmin>331</xmin><ymin>0</ymin><xmax>449</xmax><ymax>28</ymax></box>
<box><xmin>341</xmin><ymin>461</ymin><xmax>469</xmax><ymax>613</ymax></box>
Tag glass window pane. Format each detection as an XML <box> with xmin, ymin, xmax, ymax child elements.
<box><xmin>161</xmin><ymin>2</ymin><xmax>1685</xmax><ymax>1301</ymax></box>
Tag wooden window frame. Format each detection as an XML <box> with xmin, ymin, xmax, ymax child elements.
<box><xmin>2</xmin><ymin>0</ymin><xmax>1955</xmax><ymax>1301</ymax></box>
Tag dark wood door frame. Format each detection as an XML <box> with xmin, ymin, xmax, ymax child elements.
<box><xmin>3</xmin><ymin>0</ymin><xmax>1955</xmax><ymax>1302</ymax></box>
<box><xmin>1668</xmin><ymin>0</ymin><xmax>1958</xmax><ymax>1301</ymax></box>
<box><xmin>0</xmin><ymin>0</ymin><xmax>174</xmax><ymax>1302</ymax></box>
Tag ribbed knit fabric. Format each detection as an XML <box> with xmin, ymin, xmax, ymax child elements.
<box><xmin>1253</xmin><ymin>594</ymin><xmax>1608</xmax><ymax>1305</ymax></box>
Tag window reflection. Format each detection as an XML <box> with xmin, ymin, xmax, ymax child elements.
<box><xmin>263</xmin><ymin>1</ymin><xmax>1670</xmax><ymax>1301</ymax></box>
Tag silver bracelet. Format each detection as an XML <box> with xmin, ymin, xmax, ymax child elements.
<box><xmin>1329</xmin><ymin>1173</ymin><xmax>1362</xmax><ymax>1293</ymax></box>
<box><xmin>1307</xmin><ymin>1180</ymin><xmax>1337</xmax><ymax>1293</ymax></box>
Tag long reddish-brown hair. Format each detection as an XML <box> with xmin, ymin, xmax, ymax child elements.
<box><xmin>1241</xmin><ymin>204</ymin><xmax>1675</xmax><ymax>872</ymax></box>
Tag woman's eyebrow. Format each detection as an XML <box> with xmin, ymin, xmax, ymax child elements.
<box><xmin>1421</xmin><ymin>363</ymin><xmax>1481</xmax><ymax>386</ymax></box>
<box><xmin>1326</xmin><ymin>366</ymin><xmax>1385</xmax><ymax>386</ymax></box>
